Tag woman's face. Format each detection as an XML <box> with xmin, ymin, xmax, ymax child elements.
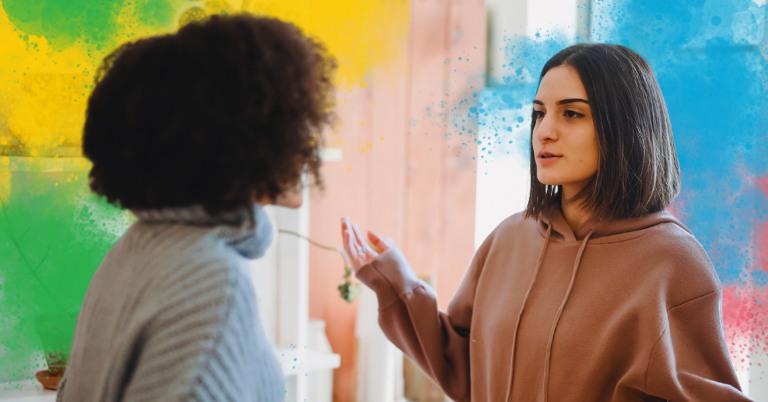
<box><xmin>532</xmin><ymin>65</ymin><xmax>599</xmax><ymax>200</ymax></box>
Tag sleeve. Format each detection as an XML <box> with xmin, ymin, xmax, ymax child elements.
<box><xmin>120</xmin><ymin>266</ymin><xmax>284</xmax><ymax>402</ymax></box>
<box><xmin>644</xmin><ymin>290</ymin><xmax>754</xmax><ymax>402</ymax></box>
<box><xmin>355</xmin><ymin>236</ymin><xmax>492</xmax><ymax>402</ymax></box>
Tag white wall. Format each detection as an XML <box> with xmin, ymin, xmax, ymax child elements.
<box><xmin>476</xmin><ymin>0</ymin><xmax>588</xmax><ymax>249</ymax></box>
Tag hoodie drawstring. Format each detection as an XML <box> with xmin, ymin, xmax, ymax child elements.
<box><xmin>542</xmin><ymin>229</ymin><xmax>594</xmax><ymax>402</ymax></box>
<box><xmin>505</xmin><ymin>224</ymin><xmax>552</xmax><ymax>402</ymax></box>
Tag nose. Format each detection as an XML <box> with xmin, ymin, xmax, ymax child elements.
<box><xmin>534</xmin><ymin>112</ymin><xmax>557</xmax><ymax>144</ymax></box>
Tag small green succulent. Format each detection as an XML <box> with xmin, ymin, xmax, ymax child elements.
<box><xmin>338</xmin><ymin>266</ymin><xmax>361</xmax><ymax>303</ymax></box>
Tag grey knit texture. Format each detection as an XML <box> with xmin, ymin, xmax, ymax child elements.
<box><xmin>56</xmin><ymin>205</ymin><xmax>284</xmax><ymax>402</ymax></box>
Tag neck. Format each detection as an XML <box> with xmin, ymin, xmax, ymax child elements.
<box><xmin>560</xmin><ymin>186</ymin><xmax>590</xmax><ymax>234</ymax></box>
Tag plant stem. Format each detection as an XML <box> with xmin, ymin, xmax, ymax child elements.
<box><xmin>277</xmin><ymin>229</ymin><xmax>339</xmax><ymax>251</ymax></box>
<box><xmin>278</xmin><ymin>229</ymin><xmax>360</xmax><ymax>303</ymax></box>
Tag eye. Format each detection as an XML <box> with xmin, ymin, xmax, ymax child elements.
<box><xmin>564</xmin><ymin>110</ymin><xmax>584</xmax><ymax>118</ymax></box>
<box><xmin>532</xmin><ymin>110</ymin><xmax>545</xmax><ymax>119</ymax></box>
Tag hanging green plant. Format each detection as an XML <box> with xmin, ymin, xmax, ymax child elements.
<box><xmin>278</xmin><ymin>229</ymin><xmax>361</xmax><ymax>303</ymax></box>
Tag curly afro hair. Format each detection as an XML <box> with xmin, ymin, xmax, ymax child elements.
<box><xmin>83</xmin><ymin>14</ymin><xmax>336</xmax><ymax>216</ymax></box>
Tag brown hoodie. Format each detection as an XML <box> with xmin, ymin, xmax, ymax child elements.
<box><xmin>355</xmin><ymin>206</ymin><xmax>752</xmax><ymax>402</ymax></box>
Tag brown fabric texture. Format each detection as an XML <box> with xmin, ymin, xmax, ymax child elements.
<box><xmin>355</xmin><ymin>206</ymin><xmax>751</xmax><ymax>402</ymax></box>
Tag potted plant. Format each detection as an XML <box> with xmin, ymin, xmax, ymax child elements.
<box><xmin>0</xmin><ymin>154</ymin><xmax>132</xmax><ymax>390</ymax></box>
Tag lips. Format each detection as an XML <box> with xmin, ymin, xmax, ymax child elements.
<box><xmin>537</xmin><ymin>151</ymin><xmax>562</xmax><ymax>159</ymax></box>
<box><xmin>536</xmin><ymin>151</ymin><xmax>562</xmax><ymax>166</ymax></box>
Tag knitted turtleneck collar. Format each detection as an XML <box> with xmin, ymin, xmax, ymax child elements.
<box><xmin>132</xmin><ymin>203</ymin><xmax>274</xmax><ymax>260</ymax></box>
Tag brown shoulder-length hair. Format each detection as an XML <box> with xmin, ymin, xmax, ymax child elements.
<box><xmin>524</xmin><ymin>44</ymin><xmax>681</xmax><ymax>220</ymax></box>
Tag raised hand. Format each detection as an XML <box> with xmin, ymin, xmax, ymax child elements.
<box><xmin>341</xmin><ymin>216</ymin><xmax>394</xmax><ymax>271</ymax></box>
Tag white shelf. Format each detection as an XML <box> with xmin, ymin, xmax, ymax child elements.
<box><xmin>274</xmin><ymin>348</ymin><xmax>341</xmax><ymax>376</ymax></box>
<box><xmin>0</xmin><ymin>380</ymin><xmax>54</xmax><ymax>402</ymax></box>
<box><xmin>0</xmin><ymin>347</ymin><xmax>340</xmax><ymax>402</ymax></box>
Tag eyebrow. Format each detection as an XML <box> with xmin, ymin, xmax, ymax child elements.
<box><xmin>533</xmin><ymin>98</ymin><xmax>589</xmax><ymax>105</ymax></box>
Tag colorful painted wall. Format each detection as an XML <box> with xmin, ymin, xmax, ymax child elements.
<box><xmin>2</xmin><ymin>0</ymin><xmax>766</xmax><ymax>399</ymax></box>
<box><xmin>477</xmin><ymin>0</ymin><xmax>768</xmax><ymax>392</ymax></box>
<box><xmin>307</xmin><ymin>1</ymin><xmax>484</xmax><ymax>399</ymax></box>
<box><xmin>0</xmin><ymin>0</ymin><xmax>409</xmax><ymax>394</ymax></box>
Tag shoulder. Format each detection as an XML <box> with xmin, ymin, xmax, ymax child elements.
<box><xmin>484</xmin><ymin>211</ymin><xmax>537</xmax><ymax>245</ymax></box>
<box><xmin>645</xmin><ymin>222</ymin><xmax>722</xmax><ymax>307</ymax></box>
<box><xmin>470</xmin><ymin>211</ymin><xmax>539</xmax><ymax>271</ymax></box>
<box><xmin>497</xmin><ymin>210</ymin><xmax>532</xmax><ymax>231</ymax></box>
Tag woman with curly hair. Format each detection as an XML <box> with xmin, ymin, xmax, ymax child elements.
<box><xmin>58</xmin><ymin>14</ymin><xmax>335</xmax><ymax>402</ymax></box>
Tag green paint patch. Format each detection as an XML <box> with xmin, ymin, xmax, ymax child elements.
<box><xmin>2</xmin><ymin>0</ymin><xmax>126</xmax><ymax>49</ymax></box>
<box><xmin>134</xmin><ymin>0</ymin><xmax>176</xmax><ymax>30</ymax></box>
<box><xmin>0</xmin><ymin>157</ymin><xmax>132</xmax><ymax>383</ymax></box>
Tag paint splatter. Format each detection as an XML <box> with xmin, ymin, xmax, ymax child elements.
<box><xmin>0</xmin><ymin>0</ymin><xmax>408</xmax><ymax>385</ymax></box>
<box><xmin>465</xmin><ymin>0</ymin><xmax>768</xmax><ymax>376</ymax></box>
<box><xmin>0</xmin><ymin>0</ymin><xmax>408</xmax><ymax>154</ymax></box>
<box><xmin>0</xmin><ymin>157</ymin><xmax>133</xmax><ymax>383</ymax></box>
<box><xmin>590</xmin><ymin>0</ymin><xmax>768</xmax><ymax>371</ymax></box>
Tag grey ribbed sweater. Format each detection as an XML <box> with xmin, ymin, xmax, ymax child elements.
<box><xmin>57</xmin><ymin>205</ymin><xmax>284</xmax><ymax>402</ymax></box>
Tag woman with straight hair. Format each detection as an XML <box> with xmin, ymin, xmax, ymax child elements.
<box><xmin>341</xmin><ymin>44</ymin><xmax>751</xmax><ymax>401</ymax></box>
<box><xmin>59</xmin><ymin>14</ymin><xmax>335</xmax><ymax>402</ymax></box>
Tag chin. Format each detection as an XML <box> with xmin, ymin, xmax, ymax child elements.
<box><xmin>536</xmin><ymin>174</ymin><xmax>560</xmax><ymax>186</ymax></box>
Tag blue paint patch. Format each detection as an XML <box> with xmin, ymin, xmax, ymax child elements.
<box><xmin>471</xmin><ymin>0</ymin><xmax>767</xmax><ymax>287</ymax></box>
<box><xmin>751</xmin><ymin>270</ymin><xmax>768</xmax><ymax>288</ymax></box>
<box><xmin>589</xmin><ymin>0</ymin><xmax>768</xmax><ymax>285</ymax></box>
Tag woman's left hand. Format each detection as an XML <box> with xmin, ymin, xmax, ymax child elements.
<box><xmin>341</xmin><ymin>217</ymin><xmax>394</xmax><ymax>271</ymax></box>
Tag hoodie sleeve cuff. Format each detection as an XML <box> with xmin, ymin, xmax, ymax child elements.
<box><xmin>355</xmin><ymin>247</ymin><xmax>423</xmax><ymax>311</ymax></box>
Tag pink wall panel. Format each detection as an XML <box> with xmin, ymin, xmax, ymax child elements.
<box><xmin>308</xmin><ymin>1</ymin><xmax>485</xmax><ymax>400</ymax></box>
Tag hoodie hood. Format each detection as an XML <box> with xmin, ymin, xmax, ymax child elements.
<box><xmin>538</xmin><ymin>203</ymin><xmax>688</xmax><ymax>243</ymax></box>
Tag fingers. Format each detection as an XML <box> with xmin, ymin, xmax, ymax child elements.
<box><xmin>341</xmin><ymin>217</ymin><xmax>377</xmax><ymax>271</ymax></box>
<box><xmin>352</xmin><ymin>222</ymin><xmax>377</xmax><ymax>259</ymax></box>
<box><xmin>341</xmin><ymin>217</ymin><xmax>360</xmax><ymax>266</ymax></box>
<box><xmin>342</xmin><ymin>217</ymin><xmax>354</xmax><ymax>252</ymax></box>
<box><xmin>367</xmin><ymin>230</ymin><xmax>393</xmax><ymax>252</ymax></box>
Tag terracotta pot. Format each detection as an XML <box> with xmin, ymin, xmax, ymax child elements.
<box><xmin>36</xmin><ymin>366</ymin><xmax>65</xmax><ymax>390</ymax></box>
<box><xmin>34</xmin><ymin>312</ymin><xmax>77</xmax><ymax>391</ymax></box>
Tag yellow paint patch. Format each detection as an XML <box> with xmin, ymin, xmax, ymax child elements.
<box><xmin>359</xmin><ymin>141</ymin><xmax>372</xmax><ymax>154</ymax></box>
<box><xmin>0</xmin><ymin>170</ymin><xmax>9</xmax><ymax>203</ymax></box>
<box><xmin>0</xmin><ymin>0</ymin><xmax>408</xmax><ymax>154</ymax></box>
<box><xmin>243</xmin><ymin>0</ymin><xmax>408</xmax><ymax>87</ymax></box>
